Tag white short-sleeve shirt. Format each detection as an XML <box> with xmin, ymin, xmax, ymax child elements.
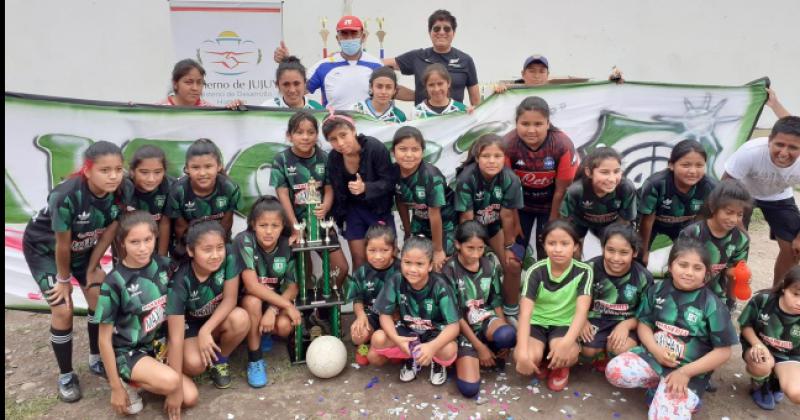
<box><xmin>724</xmin><ymin>137</ymin><xmax>800</xmax><ymax>201</ymax></box>
<box><xmin>306</xmin><ymin>51</ymin><xmax>382</xmax><ymax>110</ymax></box>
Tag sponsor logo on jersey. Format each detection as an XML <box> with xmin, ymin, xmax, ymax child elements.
<box><xmin>759</xmin><ymin>313</ymin><xmax>770</xmax><ymax>324</ymax></box>
<box><xmin>143</xmin><ymin>298</ymin><xmax>167</xmax><ymax>334</ymax></box>
<box><xmin>287</xmin><ymin>165</ymin><xmax>297</xmax><ymax>175</ymax></box>
<box><xmin>258</xmin><ymin>276</ymin><xmax>279</xmax><ymax>286</ymax></box>
<box><xmin>273</xmin><ymin>257</ymin><xmax>287</xmax><ymax>275</ymax></box>
<box><xmin>758</xmin><ymin>332</ymin><xmax>794</xmax><ymax>351</ymax></box>
<box><xmin>582</xmin><ymin>200</ymin><xmax>593</xmax><ymax>209</ymax></box>
<box><xmin>475</xmin><ymin>191</ymin><xmax>485</xmax><ymax>201</ymax></box>
<box><xmin>592</xmin><ymin>300</ymin><xmax>631</xmax><ymax>315</ymax></box>
<box><xmin>403</xmin><ymin>315</ymin><xmax>435</xmax><ymax>332</ymax></box>
<box><xmin>189</xmin><ymin>290</ymin><xmax>200</xmax><ymax>301</ymax></box>
<box><xmin>127</xmin><ymin>282</ymin><xmax>141</xmax><ymax>298</ymax></box>
<box><xmin>190</xmin><ymin>294</ymin><xmax>223</xmax><ymax>318</ymax></box>
<box><xmin>655</xmin><ymin>297</ymin><xmax>666</xmax><ymax>309</ymax></box>
<box><xmin>543</xmin><ymin>157</ymin><xmax>555</xmax><ymax>170</ymax></box>
<box><xmin>516</xmin><ymin>159</ymin><xmax>525</xmax><ymax>166</ymax></box>
<box><xmin>364</xmin><ymin>279</ymin><xmax>375</xmax><ymax>291</ymax></box>
<box><xmin>185</xmin><ymin>201</ymin><xmax>196</xmax><ymax>211</ymax></box>
<box><xmin>661</xmin><ymin>198</ymin><xmax>672</xmax><ymax>209</ymax></box>
<box><xmin>656</xmin><ymin>321</ymin><xmax>690</xmax><ymax>336</ymax></box>
<box><xmin>77</xmin><ymin>211</ymin><xmax>91</xmax><ymax>224</ymax></box>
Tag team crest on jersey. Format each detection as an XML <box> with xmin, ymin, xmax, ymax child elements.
<box><xmin>661</xmin><ymin>198</ymin><xmax>672</xmax><ymax>209</ymax></box>
<box><xmin>216</xmin><ymin>196</ymin><xmax>228</xmax><ymax>209</ymax></box>
<box><xmin>415</xmin><ymin>186</ymin><xmax>426</xmax><ymax>199</ymax></box>
<box><xmin>273</xmin><ymin>257</ymin><xmax>287</xmax><ymax>275</ymax></box>
<box><xmin>399</xmin><ymin>294</ymin><xmax>408</xmax><ymax>305</ymax></box>
<box><xmin>315</xmin><ymin>164</ymin><xmax>326</xmax><ymax>176</ymax></box>
<box><xmin>480</xmin><ymin>277</ymin><xmax>492</xmax><ymax>294</ymax></box>
<box><xmin>543</xmin><ymin>157</ymin><xmax>555</xmax><ymax>170</ymax></box>
<box><xmin>159</xmin><ymin>271</ymin><xmax>168</xmax><ymax>284</ymax></box>
<box><xmin>725</xmin><ymin>244</ymin><xmax>736</xmax><ymax>257</ymax></box>
<box><xmin>155</xmin><ymin>195</ymin><xmax>166</xmax><ymax>208</ymax></box>
<box><xmin>690</xmin><ymin>200</ymin><xmax>703</xmax><ymax>211</ymax></box>
<box><xmin>424</xmin><ymin>299</ymin><xmax>434</xmax><ymax>313</ymax></box>
<box><xmin>613</xmin><ymin>199</ymin><xmax>622</xmax><ymax>208</ymax></box>
<box><xmin>623</xmin><ymin>284</ymin><xmax>637</xmax><ymax>300</ymax></box>
<box><xmin>685</xmin><ymin>307</ymin><xmax>703</xmax><ymax>325</ymax></box>
<box><xmin>791</xmin><ymin>324</ymin><xmax>800</xmax><ymax>338</ymax></box>
<box><xmin>214</xmin><ymin>271</ymin><xmax>224</xmax><ymax>283</ymax></box>
<box><xmin>493</xmin><ymin>186</ymin><xmax>502</xmax><ymax>199</ymax></box>
<box><xmin>110</xmin><ymin>205</ymin><xmax>119</xmax><ymax>219</ymax></box>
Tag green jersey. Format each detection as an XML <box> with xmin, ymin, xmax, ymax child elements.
<box><xmin>738</xmin><ymin>291</ymin><xmax>800</xmax><ymax>362</ymax></box>
<box><xmin>586</xmin><ymin>257</ymin><xmax>653</xmax><ymax>321</ymax></box>
<box><xmin>96</xmin><ymin>255</ymin><xmax>172</xmax><ymax>354</ymax></box>
<box><xmin>166</xmin><ymin>174</ymin><xmax>241</xmax><ymax>223</ymax></box>
<box><xmin>233</xmin><ymin>231</ymin><xmax>295</xmax><ymax>293</ymax></box>
<box><xmin>23</xmin><ymin>176</ymin><xmax>123</xmax><ymax>270</ymax></box>
<box><xmin>560</xmin><ymin>178</ymin><xmax>637</xmax><ymax>236</ymax></box>
<box><xmin>522</xmin><ymin>258</ymin><xmax>593</xmax><ymax>327</ymax></box>
<box><xmin>269</xmin><ymin>146</ymin><xmax>329</xmax><ymax>222</ymax></box>
<box><xmin>123</xmin><ymin>176</ymin><xmax>174</xmax><ymax>221</ymax></box>
<box><xmin>263</xmin><ymin>96</ymin><xmax>324</xmax><ymax>110</ymax></box>
<box><xmin>632</xmin><ymin>278</ymin><xmax>738</xmax><ymax>395</ymax></box>
<box><xmin>352</xmin><ymin>99</ymin><xmax>407</xmax><ymax>123</ymax></box>
<box><xmin>373</xmin><ymin>272</ymin><xmax>460</xmax><ymax>333</ymax></box>
<box><xmin>454</xmin><ymin>163</ymin><xmax>524</xmax><ymax>236</ymax></box>
<box><xmin>639</xmin><ymin>170</ymin><xmax>716</xmax><ymax>236</ymax></box>
<box><xmin>442</xmin><ymin>255</ymin><xmax>503</xmax><ymax>334</ymax></box>
<box><xmin>345</xmin><ymin>260</ymin><xmax>401</xmax><ymax>314</ymax></box>
<box><xmin>413</xmin><ymin>99</ymin><xmax>467</xmax><ymax>119</ymax></box>
<box><xmin>395</xmin><ymin>161</ymin><xmax>456</xmax><ymax>242</ymax></box>
<box><xmin>678</xmin><ymin>221</ymin><xmax>749</xmax><ymax>303</ymax></box>
<box><xmin>166</xmin><ymin>244</ymin><xmax>242</xmax><ymax>323</ymax></box>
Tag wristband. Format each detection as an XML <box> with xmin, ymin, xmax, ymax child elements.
<box><xmin>504</xmin><ymin>243</ymin><xmax>514</xmax><ymax>250</ymax></box>
<box><xmin>56</xmin><ymin>273</ymin><xmax>74</xmax><ymax>284</ymax></box>
<box><xmin>269</xmin><ymin>306</ymin><xmax>280</xmax><ymax>315</ymax></box>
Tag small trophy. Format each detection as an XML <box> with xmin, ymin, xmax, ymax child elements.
<box><xmin>304</xmin><ymin>178</ymin><xmax>323</xmax><ymax>245</ymax></box>
<box><xmin>311</xmin><ymin>275</ymin><xmax>321</xmax><ymax>303</ymax></box>
<box><xmin>320</xmin><ymin>218</ymin><xmax>335</xmax><ymax>244</ymax></box>
<box><xmin>319</xmin><ymin>17</ymin><xmax>329</xmax><ymax>58</ymax></box>
<box><xmin>293</xmin><ymin>221</ymin><xmax>306</xmax><ymax>246</ymax></box>
<box><xmin>376</xmin><ymin>17</ymin><xmax>386</xmax><ymax>59</ymax></box>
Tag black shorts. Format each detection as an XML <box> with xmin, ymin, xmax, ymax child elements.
<box><xmin>115</xmin><ymin>348</ymin><xmax>153</xmax><ymax>382</ymax></box>
<box><xmin>529</xmin><ymin>324</ymin><xmax>570</xmax><ymax>344</ymax></box>
<box><xmin>22</xmin><ymin>237</ymin><xmax>87</xmax><ymax>303</ymax></box>
<box><xmin>457</xmin><ymin>316</ymin><xmax>501</xmax><ymax>358</ymax></box>
<box><xmin>366</xmin><ymin>311</ymin><xmax>382</xmax><ymax>331</ymax></box>
<box><xmin>582</xmin><ymin>318</ymin><xmax>638</xmax><ymax>349</ymax></box>
<box><xmin>184</xmin><ymin>319</ymin><xmax>205</xmax><ymax>339</ymax></box>
<box><xmin>518</xmin><ymin>211</ymin><xmax>548</xmax><ymax>259</ymax></box>
<box><xmin>751</xmin><ymin>198</ymin><xmax>800</xmax><ymax>242</ymax></box>
<box><xmin>395</xmin><ymin>325</ymin><xmax>442</xmax><ymax>344</ymax></box>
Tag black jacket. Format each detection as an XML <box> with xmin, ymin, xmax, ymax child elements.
<box><xmin>326</xmin><ymin>134</ymin><xmax>398</xmax><ymax>225</ymax></box>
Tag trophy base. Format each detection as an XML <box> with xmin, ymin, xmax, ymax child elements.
<box><xmin>291</xmin><ymin>242</ymin><xmax>340</xmax><ymax>253</ymax></box>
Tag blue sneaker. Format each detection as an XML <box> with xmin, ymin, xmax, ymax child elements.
<box><xmin>261</xmin><ymin>334</ymin><xmax>274</xmax><ymax>353</ymax></box>
<box><xmin>247</xmin><ymin>359</ymin><xmax>268</xmax><ymax>388</ymax></box>
<box><xmin>57</xmin><ymin>372</ymin><xmax>82</xmax><ymax>403</ymax></box>
<box><xmin>751</xmin><ymin>383</ymin><xmax>776</xmax><ymax>410</ymax></box>
<box><xmin>89</xmin><ymin>359</ymin><xmax>106</xmax><ymax>378</ymax></box>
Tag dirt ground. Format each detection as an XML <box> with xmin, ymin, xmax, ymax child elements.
<box><xmin>5</xmin><ymin>215</ymin><xmax>799</xmax><ymax>420</ymax></box>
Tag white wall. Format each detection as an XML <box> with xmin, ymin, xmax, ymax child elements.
<box><xmin>5</xmin><ymin>0</ymin><xmax>798</xmax><ymax>127</ymax></box>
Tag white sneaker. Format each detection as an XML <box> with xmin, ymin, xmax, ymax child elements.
<box><xmin>429</xmin><ymin>361</ymin><xmax>447</xmax><ymax>386</ymax></box>
<box><xmin>123</xmin><ymin>382</ymin><xmax>143</xmax><ymax>414</ymax></box>
<box><xmin>399</xmin><ymin>359</ymin><xmax>417</xmax><ymax>382</ymax></box>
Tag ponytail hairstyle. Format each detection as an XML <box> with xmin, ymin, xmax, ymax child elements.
<box><xmin>703</xmin><ymin>178</ymin><xmax>753</xmax><ymax>220</ymax></box>
<box><xmin>364</xmin><ymin>222</ymin><xmax>397</xmax><ymax>251</ymax></box>
<box><xmin>401</xmin><ymin>235</ymin><xmax>434</xmax><ymax>262</ymax></box>
<box><xmin>129</xmin><ymin>145</ymin><xmax>168</xmax><ymax>179</ymax></box>
<box><xmin>576</xmin><ymin>146</ymin><xmax>622</xmax><ymax>182</ymax></box>
<box><xmin>171</xmin><ymin>59</ymin><xmax>206</xmax><ymax>93</ymax></box>
<box><xmin>601</xmin><ymin>223</ymin><xmax>642</xmax><ymax>256</ymax></box>
<box><xmin>667</xmin><ymin>238</ymin><xmax>712</xmax><ymax>283</ymax></box>
<box><xmin>247</xmin><ymin>195</ymin><xmax>292</xmax><ymax>237</ymax></box>
<box><xmin>454</xmin><ymin>220</ymin><xmax>489</xmax><ymax>245</ymax></box>
<box><xmin>276</xmin><ymin>56</ymin><xmax>307</xmax><ymax>83</ymax></box>
<box><xmin>668</xmin><ymin>139</ymin><xmax>707</xmax><ymax>166</ymax></box>
<box><xmin>115</xmin><ymin>210</ymin><xmax>158</xmax><ymax>260</ymax></box>
<box><xmin>456</xmin><ymin>133</ymin><xmax>505</xmax><ymax>176</ymax></box>
<box><xmin>515</xmin><ymin>96</ymin><xmax>560</xmax><ymax>132</ymax></box>
<box><xmin>184</xmin><ymin>138</ymin><xmax>226</xmax><ymax>176</ymax></box>
<box><xmin>422</xmin><ymin>63</ymin><xmax>452</xmax><ymax>87</ymax></box>
<box><xmin>369</xmin><ymin>66</ymin><xmax>398</xmax><ymax>98</ymax></box>
<box><xmin>185</xmin><ymin>219</ymin><xmax>227</xmax><ymax>252</ymax></box>
<box><xmin>70</xmin><ymin>141</ymin><xmax>124</xmax><ymax>179</ymax></box>
<box><xmin>771</xmin><ymin>265</ymin><xmax>800</xmax><ymax>296</ymax></box>
<box><xmin>391</xmin><ymin>126</ymin><xmax>425</xmax><ymax>151</ymax></box>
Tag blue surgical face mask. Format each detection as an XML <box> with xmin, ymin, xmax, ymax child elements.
<box><xmin>340</xmin><ymin>39</ymin><xmax>362</xmax><ymax>56</ymax></box>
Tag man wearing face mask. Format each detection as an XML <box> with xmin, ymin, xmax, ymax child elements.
<box><xmin>384</xmin><ymin>9</ymin><xmax>480</xmax><ymax>107</ymax></box>
<box><xmin>274</xmin><ymin>16</ymin><xmax>382</xmax><ymax>110</ymax></box>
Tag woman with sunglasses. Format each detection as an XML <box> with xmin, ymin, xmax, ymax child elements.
<box><xmin>384</xmin><ymin>9</ymin><xmax>480</xmax><ymax>107</ymax></box>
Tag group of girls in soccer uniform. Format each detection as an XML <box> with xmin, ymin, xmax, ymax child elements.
<box><xmin>23</xmin><ymin>86</ymin><xmax>798</xmax><ymax>419</ymax></box>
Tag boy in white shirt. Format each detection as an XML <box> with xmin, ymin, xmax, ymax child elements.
<box><xmin>724</xmin><ymin>116</ymin><xmax>800</xmax><ymax>285</ymax></box>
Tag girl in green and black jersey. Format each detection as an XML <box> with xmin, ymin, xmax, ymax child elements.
<box><xmin>123</xmin><ymin>145</ymin><xmax>173</xmax><ymax>256</ymax></box>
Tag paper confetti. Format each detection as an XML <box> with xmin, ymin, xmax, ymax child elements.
<box><xmin>365</xmin><ymin>376</ymin><xmax>380</xmax><ymax>389</ymax></box>
<box><xmin>529</xmin><ymin>406</ymin><xmax>539</xmax><ymax>412</ymax></box>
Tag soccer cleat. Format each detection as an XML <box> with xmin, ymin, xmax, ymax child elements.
<box><xmin>429</xmin><ymin>361</ymin><xmax>447</xmax><ymax>386</ymax></box>
<box><xmin>751</xmin><ymin>383</ymin><xmax>776</xmax><ymax>410</ymax></box>
<box><xmin>547</xmin><ymin>367</ymin><xmax>570</xmax><ymax>392</ymax></box>
<box><xmin>88</xmin><ymin>358</ymin><xmax>107</xmax><ymax>378</ymax></box>
<box><xmin>399</xmin><ymin>359</ymin><xmax>418</xmax><ymax>382</ymax></box>
<box><xmin>57</xmin><ymin>372</ymin><xmax>82</xmax><ymax>403</ymax></box>
<box><xmin>247</xmin><ymin>359</ymin><xmax>268</xmax><ymax>388</ymax></box>
<box><xmin>210</xmin><ymin>362</ymin><xmax>233</xmax><ymax>389</ymax></box>
<box><xmin>355</xmin><ymin>344</ymin><xmax>370</xmax><ymax>366</ymax></box>
<box><xmin>122</xmin><ymin>382</ymin><xmax>143</xmax><ymax>414</ymax></box>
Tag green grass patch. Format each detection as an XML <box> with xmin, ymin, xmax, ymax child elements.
<box><xmin>4</xmin><ymin>393</ymin><xmax>58</xmax><ymax>420</ymax></box>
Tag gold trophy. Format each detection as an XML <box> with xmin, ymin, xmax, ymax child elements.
<box><xmin>320</xmin><ymin>17</ymin><xmax>330</xmax><ymax>58</ymax></box>
<box><xmin>376</xmin><ymin>17</ymin><xmax>386</xmax><ymax>59</ymax></box>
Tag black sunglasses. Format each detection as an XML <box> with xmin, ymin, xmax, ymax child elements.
<box><xmin>431</xmin><ymin>26</ymin><xmax>452</xmax><ymax>33</ymax></box>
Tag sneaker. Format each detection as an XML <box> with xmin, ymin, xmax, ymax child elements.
<box><xmin>122</xmin><ymin>382</ymin><xmax>143</xmax><ymax>414</ymax></box>
<box><xmin>768</xmin><ymin>376</ymin><xmax>784</xmax><ymax>403</ymax></box>
<box><xmin>690</xmin><ymin>398</ymin><xmax>703</xmax><ymax>414</ymax></box>
<box><xmin>57</xmin><ymin>373</ymin><xmax>82</xmax><ymax>403</ymax></box>
<box><xmin>591</xmin><ymin>355</ymin><xmax>609</xmax><ymax>373</ymax></box>
<box><xmin>547</xmin><ymin>367</ymin><xmax>570</xmax><ymax>392</ymax></box>
<box><xmin>705</xmin><ymin>378</ymin><xmax>717</xmax><ymax>393</ymax></box>
<box><xmin>751</xmin><ymin>383</ymin><xmax>776</xmax><ymax>410</ymax></box>
<box><xmin>210</xmin><ymin>362</ymin><xmax>232</xmax><ymax>389</ymax></box>
<box><xmin>399</xmin><ymin>359</ymin><xmax>417</xmax><ymax>383</ymax></box>
<box><xmin>494</xmin><ymin>357</ymin><xmax>507</xmax><ymax>372</ymax></box>
<box><xmin>429</xmin><ymin>361</ymin><xmax>447</xmax><ymax>386</ymax></box>
<box><xmin>535</xmin><ymin>364</ymin><xmax>550</xmax><ymax>381</ymax></box>
<box><xmin>247</xmin><ymin>359</ymin><xmax>268</xmax><ymax>388</ymax></box>
<box><xmin>88</xmin><ymin>358</ymin><xmax>107</xmax><ymax>378</ymax></box>
<box><xmin>355</xmin><ymin>344</ymin><xmax>370</xmax><ymax>366</ymax></box>
<box><xmin>505</xmin><ymin>315</ymin><xmax>519</xmax><ymax>329</ymax></box>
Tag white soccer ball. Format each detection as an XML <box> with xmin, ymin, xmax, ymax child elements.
<box><xmin>305</xmin><ymin>335</ymin><xmax>348</xmax><ymax>379</ymax></box>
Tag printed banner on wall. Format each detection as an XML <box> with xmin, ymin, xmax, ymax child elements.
<box><xmin>170</xmin><ymin>0</ymin><xmax>283</xmax><ymax>105</ymax></box>
<box><xmin>4</xmin><ymin>79</ymin><xmax>768</xmax><ymax>310</ymax></box>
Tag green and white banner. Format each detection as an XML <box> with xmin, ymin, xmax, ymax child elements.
<box><xmin>4</xmin><ymin>79</ymin><xmax>767</xmax><ymax>310</ymax></box>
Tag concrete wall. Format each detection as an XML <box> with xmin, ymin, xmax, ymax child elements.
<box><xmin>5</xmin><ymin>0</ymin><xmax>797</xmax><ymax>127</ymax></box>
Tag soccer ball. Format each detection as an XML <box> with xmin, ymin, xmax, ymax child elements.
<box><xmin>305</xmin><ymin>335</ymin><xmax>348</xmax><ymax>379</ymax></box>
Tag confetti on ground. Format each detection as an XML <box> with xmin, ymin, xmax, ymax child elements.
<box><xmin>529</xmin><ymin>406</ymin><xmax>539</xmax><ymax>412</ymax></box>
<box><xmin>734</xmin><ymin>373</ymin><xmax>742</xmax><ymax>378</ymax></box>
<box><xmin>476</xmin><ymin>397</ymin><xmax>489</xmax><ymax>405</ymax></box>
<box><xmin>613</xmin><ymin>413</ymin><xmax>621</xmax><ymax>418</ymax></box>
<box><xmin>620</xmin><ymin>398</ymin><xmax>627</xmax><ymax>402</ymax></box>
<box><xmin>365</xmin><ymin>376</ymin><xmax>380</xmax><ymax>389</ymax></box>
<box><xmin>350</xmin><ymin>363</ymin><xmax>361</xmax><ymax>370</ymax></box>
<box><xmin>582</xmin><ymin>393</ymin><xmax>593</xmax><ymax>401</ymax></box>
<box><xmin>258</xmin><ymin>396</ymin><xmax>265</xmax><ymax>401</ymax></box>
<box><xmin>612</xmin><ymin>391</ymin><xmax>621</xmax><ymax>396</ymax></box>
<box><xmin>227</xmin><ymin>414</ymin><xmax>235</xmax><ymax>420</ymax></box>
